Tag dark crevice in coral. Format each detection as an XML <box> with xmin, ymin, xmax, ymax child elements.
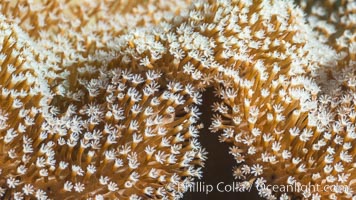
<box><xmin>183</xmin><ymin>87</ymin><xmax>261</xmax><ymax>200</ymax></box>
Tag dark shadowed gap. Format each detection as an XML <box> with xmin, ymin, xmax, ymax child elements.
<box><xmin>183</xmin><ymin>87</ymin><xmax>261</xmax><ymax>200</ymax></box>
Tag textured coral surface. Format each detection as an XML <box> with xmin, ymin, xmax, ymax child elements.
<box><xmin>0</xmin><ymin>0</ymin><xmax>355</xmax><ymax>200</ymax></box>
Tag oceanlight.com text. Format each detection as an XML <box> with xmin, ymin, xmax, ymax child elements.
<box><xmin>182</xmin><ymin>182</ymin><xmax>351</xmax><ymax>195</ymax></box>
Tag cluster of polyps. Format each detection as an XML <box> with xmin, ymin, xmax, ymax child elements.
<box><xmin>211</xmin><ymin>0</ymin><xmax>355</xmax><ymax>199</ymax></box>
<box><xmin>0</xmin><ymin>0</ymin><xmax>355</xmax><ymax>199</ymax></box>
<box><xmin>1</xmin><ymin>67</ymin><xmax>206</xmax><ymax>199</ymax></box>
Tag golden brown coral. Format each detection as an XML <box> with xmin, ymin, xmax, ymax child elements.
<box><xmin>0</xmin><ymin>68</ymin><xmax>206</xmax><ymax>199</ymax></box>
<box><xmin>0</xmin><ymin>0</ymin><xmax>354</xmax><ymax>200</ymax></box>
<box><xmin>205</xmin><ymin>0</ymin><xmax>353</xmax><ymax>199</ymax></box>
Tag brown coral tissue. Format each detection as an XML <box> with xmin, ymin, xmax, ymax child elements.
<box><xmin>0</xmin><ymin>0</ymin><xmax>355</xmax><ymax>200</ymax></box>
